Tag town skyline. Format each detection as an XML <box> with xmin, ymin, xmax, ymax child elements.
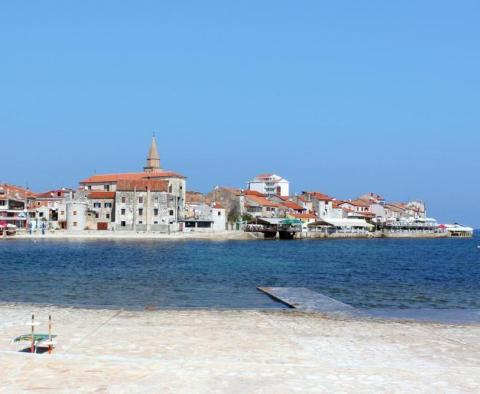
<box><xmin>0</xmin><ymin>133</ymin><xmax>474</xmax><ymax>228</ymax></box>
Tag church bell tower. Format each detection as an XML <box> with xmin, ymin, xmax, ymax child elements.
<box><xmin>144</xmin><ymin>135</ymin><xmax>161</xmax><ymax>172</ymax></box>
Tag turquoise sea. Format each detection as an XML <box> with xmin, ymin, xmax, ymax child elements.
<box><xmin>0</xmin><ymin>235</ymin><xmax>479</xmax><ymax>322</ymax></box>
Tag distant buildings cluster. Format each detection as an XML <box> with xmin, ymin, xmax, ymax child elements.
<box><xmin>0</xmin><ymin>137</ymin><xmax>473</xmax><ymax>237</ymax></box>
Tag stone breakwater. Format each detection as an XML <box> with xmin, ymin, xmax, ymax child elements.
<box><xmin>0</xmin><ymin>304</ymin><xmax>479</xmax><ymax>392</ymax></box>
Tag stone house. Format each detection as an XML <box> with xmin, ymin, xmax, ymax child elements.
<box><xmin>300</xmin><ymin>192</ymin><xmax>336</xmax><ymax>218</ymax></box>
<box><xmin>114</xmin><ymin>179</ymin><xmax>177</xmax><ymax>232</ymax></box>
<box><xmin>79</xmin><ymin>137</ymin><xmax>186</xmax><ymax>218</ymax></box>
<box><xmin>86</xmin><ymin>191</ymin><xmax>116</xmax><ymax>230</ymax></box>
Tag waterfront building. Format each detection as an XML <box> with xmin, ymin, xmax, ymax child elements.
<box><xmin>336</xmin><ymin>199</ymin><xmax>376</xmax><ymax>220</ymax></box>
<box><xmin>269</xmin><ymin>196</ymin><xmax>306</xmax><ymax>214</ymax></box>
<box><xmin>300</xmin><ymin>192</ymin><xmax>337</xmax><ymax>218</ymax></box>
<box><xmin>307</xmin><ymin>217</ymin><xmax>374</xmax><ymax>234</ymax></box>
<box><xmin>0</xmin><ymin>184</ymin><xmax>36</xmax><ymax>229</ymax></box>
<box><xmin>32</xmin><ymin>189</ymin><xmax>71</xmax><ymax>230</ymax></box>
<box><xmin>384</xmin><ymin>203</ymin><xmax>408</xmax><ymax>221</ymax></box>
<box><xmin>292</xmin><ymin>195</ymin><xmax>313</xmax><ymax>213</ymax></box>
<box><xmin>358</xmin><ymin>192</ymin><xmax>385</xmax><ymax>204</ymax></box>
<box><xmin>114</xmin><ymin>179</ymin><xmax>178</xmax><ymax>232</ymax></box>
<box><xmin>441</xmin><ymin>223</ymin><xmax>474</xmax><ymax>237</ymax></box>
<box><xmin>86</xmin><ymin>191</ymin><xmax>116</xmax><ymax>230</ymax></box>
<box><xmin>65</xmin><ymin>191</ymin><xmax>88</xmax><ymax>231</ymax></box>
<box><xmin>247</xmin><ymin>174</ymin><xmax>289</xmax><ymax>197</ymax></box>
<box><xmin>182</xmin><ymin>202</ymin><xmax>226</xmax><ymax>232</ymax></box>
<box><xmin>404</xmin><ymin>201</ymin><xmax>427</xmax><ymax>219</ymax></box>
<box><xmin>241</xmin><ymin>191</ymin><xmax>284</xmax><ymax>218</ymax></box>
<box><xmin>80</xmin><ymin>136</ymin><xmax>186</xmax><ymax>216</ymax></box>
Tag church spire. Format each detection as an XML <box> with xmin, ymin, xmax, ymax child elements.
<box><xmin>144</xmin><ymin>135</ymin><xmax>161</xmax><ymax>172</ymax></box>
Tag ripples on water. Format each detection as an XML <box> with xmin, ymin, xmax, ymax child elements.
<box><xmin>0</xmin><ymin>236</ymin><xmax>479</xmax><ymax>311</ymax></box>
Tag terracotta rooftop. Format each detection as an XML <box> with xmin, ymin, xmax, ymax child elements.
<box><xmin>244</xmin><ymin>194</ymin><xmax>281</xmax><ymax>208</ymax></box>
<box><xmin>281</xmin><ymin>200</ymin><xmax>305</xmax><ymax>211</ymax></box>
<box><xmin>80</xmin><ymin>170</ymin><xmax>185</xmax><ymax>184</ymax></box>
<box><xmin>0</xmin><ymin>184</ymin><xmax>37</xmax><ymax>199</ymax></box>
<box><xmin>254</xmin><ymin>173</ymin><xmax>274</xmax><ymax>179</ymax></box>
<box><xmin>301</xmin><ymin>191</ymin><xmax>333</xmax><ymax>201</ymax></box>
<box><xmin>349</xmin><ymin>199</ymin><xmax>371</xmax><ymax>207</ymax></box>
<box><xmin>36</xmin><ymin>189</ymin><xmax>71</xmax><ymax>199</ymax></box>
<box><xmin>244</xmin><ymin>190</ymin><xmax>266</xmax><ymax>197</ymax></box>
<box><xmin>87</xmin><ymin>191</ymin><xmax>116</xmax><ymax>199</ymax></box>
<box><xmin>116</xmin><ymin>179</ymin><xmax>169</xmax><ymax>192</ymax></box>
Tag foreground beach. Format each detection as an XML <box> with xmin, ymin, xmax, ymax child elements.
<box><xmin>1</xmin><ymin>304</ymin><xmax>479</xmax><ymax>392</ymax></box>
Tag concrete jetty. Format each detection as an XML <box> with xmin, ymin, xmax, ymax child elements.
<box><xmin>257</xmin><ymin>287</ymin><xmax>360</xmax><ymax>317</ymax></box>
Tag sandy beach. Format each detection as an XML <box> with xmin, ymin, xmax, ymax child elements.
<box><xmin>1</xmin><ymin>304</ymin><xmax>479</xmax><ymax>392</ymax></box>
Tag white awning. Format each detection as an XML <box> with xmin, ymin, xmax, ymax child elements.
<box><xmin>323</xmin><ymin>218</ymin><xmax>374</xmax><ymax>228</ymax></box>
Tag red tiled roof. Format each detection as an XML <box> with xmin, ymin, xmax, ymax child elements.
<box><xmin>36</xmin><ymin>189</ymin><xmax>71</xmax><ymax>199</ymax></box>
<box><xmin>244</xmin><ymin>194</ymin><xmax>281</xmax><ymax>208</ymax></box>
<box><xmin>255</xmin><ymin>173</ymin><xmax>274</xmax><ymax>179</ymax></box>
<box><xmin>87</xmin><ymin>191</ymin><xmax>116</xmax><ymax>199</ymax></box>
<box><xmin>212</xmin><ymin>202</ymin><xmax>223</xmax><ymax>209</ymax></box>
<box><xmin>304</xmin><ymin>191</ymin><xmax>332</xmax><ymax>201</ymax></box>
<box><xmin>244</xmin><ymin>190</ymin><xmax>266</xmax><ymax>197</ymax></box>
<box><xmin>80</xmin><ymin>170</ymin><xmax>185</xmax><ymax>184</ymax></box>
<box><xmin>281</xmin><ymin>200</ymin><xmax>305</xmax><ymax>211</ymax></box>
<box><xmin>275</xmin><ymin>195</ymin><xmax>292</xmax><ymax>201</ymax></box>
<box><xmin>332</xmin><ymin>200</ymin><xmax>344</xmax><ymax>208</ymax></box>
<box><xmin>0</xmin><ymin>184</ymin><xmax>37</xmax><ymax>199</ymax></box>
<box><xmin>116</xmin><ymin>179</ymin><xmax>169</xmax><ymax>192</ymax></box>
<box><xmin>384</xmin><ymin>203</ymin><xmax>406</xmax><ymax>212</ymax></box>
<box><xmin>349</xmin><ymin>199</ymin><xmax>370</xmax><ymax>207</ymax></box>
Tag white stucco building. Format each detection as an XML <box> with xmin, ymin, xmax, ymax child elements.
<box><xmin>247</xmin><ymin>174</ymin><xmax>289</xmax><ymax>197</ymax></box>
<box><xmin>182</xmin><ymin>202</ymin><xmax>226</xmax><ymax>232</ymax></box>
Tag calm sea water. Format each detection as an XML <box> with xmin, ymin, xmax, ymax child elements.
<box><xmin>0</xmin><ymin>236</ymin><xmax>479</xmax><ymax>315</ymax></box>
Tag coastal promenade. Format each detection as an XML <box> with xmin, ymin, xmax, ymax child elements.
<box><xmin>1</xmin><ymin>304</ymin><xmax>479</xmax><ymax>392</ymax></box>
<box><xmin>10</xmin><ymin>230</ymin><xmax>254</xmax><ymax>241</ymax></box>
<box><xmin>6</xmin><ymin>230</ymin><xmax>452</xmax><ymax>241</ymax></box>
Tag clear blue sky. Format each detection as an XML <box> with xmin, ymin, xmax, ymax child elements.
<box><xmin>1</xmin><ymin>1</ymin><xmax>479</xmax><ymax>226</ymax></box>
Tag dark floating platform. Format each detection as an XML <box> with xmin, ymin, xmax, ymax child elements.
<box><xmin>257</xmin><ymin>287</ymin><xmax>361</xmax><ymax>317</ymax></box>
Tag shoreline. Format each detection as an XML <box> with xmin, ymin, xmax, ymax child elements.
<box><xmin>3</xmin><ymin>230</ymin><xmax>461</xmax><ymax>241</ymax></box>
<box><xmin>1</xmin><ymin>303</ymin><xmax>479</xmax><ymax>391</ymax></box>
<box><xmin>1</xmin><ymin>301</ymin><xmax>480</xmax><ymax>325</ymax></box>
<box><xmin>6</xmin><ymin>230</ymin><xmax>255</xmax><ymax>241</ymax></box>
